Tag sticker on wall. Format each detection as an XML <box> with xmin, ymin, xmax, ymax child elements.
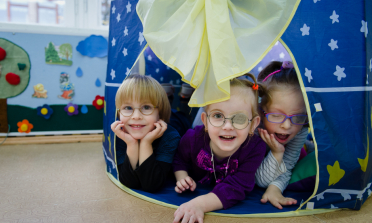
<box><xmin>58</xmin><ymin>72</ymin><xmax>75</xmax><ymax>101</ymax></box>
<box><xmin>95</xmin><ymin>78</ymin><xmax>101</xmax><ymax>87</ymax></box>
<box><xmin>64</xmin><ymin>103</ymin><xmax>79</xmax><ymax>116</ymax></box>
<box><xmin>0</xmin><ymin>46</ymin><xmax>6</xmax><ymax>61</ymax></box>
<box><xmin>76</xmin><ymin>67</ymin><xmax>83</xmax><ymax>77</ymax></box>
<box><xmin>5</xmin><ymin>72</ymin><xmax>20</xmax><ymax>85</ymax></box>
<box><xmin>45</xmin><ymin>42</ymin><xmax>73</xmax><ymax>66</ymax></box>
<box><xmin>32</xmin><ymin>83</ymin><xmax>48</xmax><ymax>98</ymax></box>
<box><xmin>92</xmin><ymin>95</ymin><xmax>104</xmax><ymax>110</ymax></box>
<box><xmin>81</xmin><ymin>105</ymin><xmax>88</xmax><ymax>114</ymax></box>
<box><xmin>37</xmin><ymin>104</ymin><xmax>53</xmax><ymax>119</ymax></box>
<box><xmin>76</xmin><ymin>35</ymin><xmax>108</xmax><ymax>58</ymax></box>
<box><xmin>17</xmin><ymin>63</ymin><xmax>26</xmax><ymax>71</ymax></box>
<box><xmin>17</xmin><ymin>119</ymin><xmax>33</xmax><ymax>133</ymax></box>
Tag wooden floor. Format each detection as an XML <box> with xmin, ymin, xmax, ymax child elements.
<box><xmin>1</xmin><ymin>141</ymin><xmax>372</xmax><ymax>222</ymax></box>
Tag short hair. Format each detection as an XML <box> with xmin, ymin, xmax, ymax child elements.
<box><xmin>257</xmin><ymin>61</ymin><xmax>301</xmax><ymax>107</ymax></box>
<box><xmin>115</xmin><ymin>74</ymin><xmax>171</xmax><ymax>123</ymax></box>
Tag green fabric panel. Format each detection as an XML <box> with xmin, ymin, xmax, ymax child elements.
<box><xmin>0</xmin><ymin>38</ymin><xmax>31</xmax><ymax>99</ymax></box>
<box><xmin>7</xmin><ymin>105</ymin><xmax>103</xmax><ymax>132</ymax></box>
<box><xmin>289</xmin><ymin>151</ymin><xmax>316</xmax><ymax>184</ymax></box>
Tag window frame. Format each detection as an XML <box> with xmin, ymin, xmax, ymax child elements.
<box><xmin>0</xmin><ymin>0</ymin><xmax>109</xmax><ymax>36</ymax></box>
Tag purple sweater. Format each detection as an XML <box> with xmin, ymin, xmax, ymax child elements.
<box><xmin>173</xmin><ymin>125</ymin><xmax>266</xmax><ymax>209</ymax></box>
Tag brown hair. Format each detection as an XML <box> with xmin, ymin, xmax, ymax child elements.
<box><xmin>115</xmin><ymin>74</ymin><xmax>171</xmax><ymax>123</ymax></box>
<box><xmin>257</xmin><ymin>61</ymin><xmax>301</xmax><ymax>107</ymax></box>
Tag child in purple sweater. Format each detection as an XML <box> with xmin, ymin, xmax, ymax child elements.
<box><xmin>172</xmin><ymin>74</ymin><xmax>266</xmax><ymax>223</ymax></box>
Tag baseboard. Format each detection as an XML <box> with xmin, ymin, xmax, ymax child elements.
<box><xmin>0</xmin><ymin>134</ymin><xmax>103</xmax><ymax>145</ymax></box>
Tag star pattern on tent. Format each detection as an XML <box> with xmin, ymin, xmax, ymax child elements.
<box><xmin>313</xmin><ymin>0</ymin><xmax>321</xmax><ymax>3</ymax></box>
<box><xmin>176</xmin><ymin>79</ymin><xmax>180</xmax><ymax>84</ymax></box>
<box><xmin>258</xmin><ymin>66</ymin><xmax>263</xmax><ymax>72</ymax></box>
<box><xmin>156</xmin><ymin>68</ymin><xmax>160</xmax><ymax>73</ymax></box>
<box><xmin>304</xmin><ymin>68</ymin><xmax>313</xmax><ymax>83</ymax></box>
<box><xmin>369</xmin><ymin>58</ymin><xmax>372</xmax><ymax>72</ymax></box>
<box><xmin>361</xmin><ymin>20</ymin><xmax>368</xmax><ymax>38</ymax></box>
<box><xmin>327</xmin><ymin>160</ymin><xmax>345</xmax><ymax>186</ymax></box>
<box><xmin>110</xmin><ymin>69</ymin><xmax>116</xmax><ymax>80</ymax></box>
<box><xmin>166</xmin><ymin>66</ymin><xmax>170</xmax><ymax>70</ymax></box>
<box><xmin>170</xmin><ymin>80</ymin><xmax>174</xmax><ymax>85</ymax></box>
<box><xmin>108</xmin><ymin>135</ymin><xmax>112</xmax><ymax>155</ymax></box>
<box><xmin>330</xmin><ymin>204</ymin><xmax>338</xmax><ymax>209</ymax></box>
<box><xmin>358</xmin><ymin>134</ymin><xmax>369</xmax><ymax>172</ymax></box>
<box><xmin>279</xmin><ymin>52</ymin><xmax>285</xmax><ymax>59</ymax></box>
<box><xmin>160</xmin><ymin>77</ymin><xmax>164</xmax><ymax>81</ymax></box>
<box><xmin>300</xmin><ymin>24</ymin><xmax>310</xmax><ymax>36</ymax></box>
<box><xmin>328</xmin><ymin>39</ymin><xmax>338</xmax><ymax>50</ymax></box>
<box><xmin>116</xmin><ymin>13</ymin><xmax>121</xmax><ymax>22</ymax></box>
<box><xmin>330</xmin><ymin>11</ymin><xmax>339</xmax><ymax>24</ymax></box>
<box><xmin>368</xmin><ymin>189</ymin><xmax>371</xmax><ymax>196</ymax></box>
<box><xmin>126</xmin><ymin>1</ymin><xmax>132</xmax><ymax>13</ymax></box>
<box><xmin>124</xmin><ymin>26</ymin><xmax>128</xmax><ymax>36</ymax></box>
<box><xmin>147</xmin><ymin>55</ymin><xmax>152</xmax><ymax>61</ymax></box>
<box><xmin>111</xmin><ymin>37</ymin><xmax>116</xmax><ymax>47</ymax></box>
<box><xmin>139</xmin><ymin>32</ymin><xmax>145</xmax><ymax>45</ymax></box>
<box><xmin>112</xmin><ymin>5</ymin><xmax>116</xmax><ymax>14</ymax></box>
<box><xmin>126</xmin><ymin>67</ymin><xmax>130</xmax><ymax>76</ymax></box>
<box><xmin>334</xmin><ymin>65</ymin><xmax>346</xmax><ymax>81</ymax></box>
<box><xmin>123</xmin><ymin>48</ymin><xmax>128</xmax><ymax>56</ymax></box>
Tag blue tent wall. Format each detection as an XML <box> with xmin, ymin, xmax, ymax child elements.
<box><xmin>103</xmin><ymin>0</ymin><xmax>371</xmax><ymax>213</ymax></box>
<box><xmin>281</xmin><ymin>0</ymin><xmax>371</xmax><ymax>210</ymax></box>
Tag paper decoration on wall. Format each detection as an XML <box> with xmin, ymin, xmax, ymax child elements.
<box><xmin>76</xmin><ymin>35</ymin><xmax>108</xmax><ymax>58</ymax></box>
<box><xmin>17</xmin><ymin>63</ymin><xmax>26</xmax><ymax>71</ymax></box>
<box><xmin>81</xmin><ymin>105</ymin><xmax>88</xmax><ymax>114</ymax></box>
<box><xmin>5</xmin><ymin>72</ymin><xmax>20</xmax><ymax>85</ymax></box>
<box><xmin>95</xmin><ymin>78</ymin><xmax>101</xmax><ymax>87</ymax></box>
<box><xmin>45</xmin><ymin>42</ymin><xmax>73</xmax><ymax>66</ymax></box>
<box><xmin>32</xmin><ymin>83</ymin><xmax>48</xmax><ymax>98</ymax></box>
<box><xmin>93</xmin><ymin>95</ymin><xmax>105</xmax><ymax>110</ymax></box>
<box><xmin>37</xmin><ymin>104</ymin><xmax>53</xmax><ymax>119</ymax></box>
<box><xmin>76</xmin><ymin>67</ymin><xmax>83</xmax><ymax>77</ymax></box>
<box><xmin>58</xmin><ymin>72</ymin><xmax>75</xmax><ymax>100</ymax></box>
<box><xmin>0</xmin><ymin>46</ymin><xmax>6</xmax><ymax>61</ymax></box>
<box><xmin>64</xmin><ymin>103</ymin><xmax>79</xmax><ymax>116</ymax></box>
<box><xmin>17</xmin><ymin>119</ymin><xmax>33</xmax><ymax>133</ymax></box>
<box><xmin>0</xmin><ymin>38</ymin><xmax>31</xmax><ymax>133</ymax></box>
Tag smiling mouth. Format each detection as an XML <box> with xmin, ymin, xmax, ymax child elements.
<box><xmin>130</xmin><ymin>125</ymin><xmax>145</xmax><ymax>128</ymax></box>
<box><xmin>275</xmin><ymin>133</ymin><xmax>290</xmax><ymax>141</ymax></box>
<box><xmin>219</xmin><ymin>136</ymin><xmax>236</xmax><ymax>141</ymax></box>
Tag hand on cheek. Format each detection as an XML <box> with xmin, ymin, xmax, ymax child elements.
<box><xmin>257</xmin><ymin>128</ymin><xmax>285</xmax><ymax>154</ymax></box>
<box><xmin>142</xmin><ymin>119</ymin><xmax>167</xmax><ymax>144</ymax></box>
<box><xmin>111</xmin><ymin>121</ymin><xmax>137</xmax><ymax>145</ymax></box>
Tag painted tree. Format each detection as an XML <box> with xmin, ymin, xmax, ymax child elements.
<box><xmin>0</xmin><ymin>38</ymin><xmax>31</xmax><ymax>132</ymax></box>
<box><xmin>59</xmin><ymin>43</ymin><xmax>72</xmax><ymax>60</ymax></box>
<box><xmin>45</xmin><ymin>42</ymin><xmax>59</xmax><ymax>62</ymax></box>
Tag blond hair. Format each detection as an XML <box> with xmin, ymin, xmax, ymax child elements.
<box><xmin>115</xmin><ymin>74</ymin><xmax>171</xmax><ymax>123</ymax></box>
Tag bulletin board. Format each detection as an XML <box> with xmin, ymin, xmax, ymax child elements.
<box><xmin>0</xmin><ymin>32</ymin><xmax>108</xmax><ymax>135</ymax></box>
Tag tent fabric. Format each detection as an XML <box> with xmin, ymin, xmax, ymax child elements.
<box><xmin>137</xmin><ymin>0</ymin><xmax>300</xmax><ymax>107</ymax></box>
<box><xmin>103</xmin><ymin>0</ymin><xmax>372</xmax><ymax>216</ymax></box>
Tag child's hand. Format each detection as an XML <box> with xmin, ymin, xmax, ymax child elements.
<box><xmin>142</xmin><ymin>119</ymin><xmax>167</xmax><ymax>144</ymax></box>
<box><xmin>175</xmin><ymin>176</ymin><xmax>197</xmax><ymax>193</ymax></box>
<box><xmin>111</xmin><ymin>121</ymin><xmax>137</xmax><ymax>145</ymax></box>
<box><xmin>173</xmin><ymin>201</ymin><xmax>204</xmax><ymax>223</ymax></box>
<box><xmin>261</xmin><ymin>185</ymin><xmax>297</xmax><ymax>209</ymax></box>
<box><xmin>258</xmin><ymin>128</ymin><xmax>285</xmax><ymax>155</ymax></box>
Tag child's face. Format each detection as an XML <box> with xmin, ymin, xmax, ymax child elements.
<box><xmin>201</xmin><ymin>90</ymin><xmax>260</xmax><ymax>158</ymax></box>
<box><xmin>262</xmin><ymin>89</ymin><xmax>306</xmax><ymax>145</ymax></box>
<box><xmin>119</xmin><ymin>100</ymin><xmax>159</xmax><ymax>140</ymax></box>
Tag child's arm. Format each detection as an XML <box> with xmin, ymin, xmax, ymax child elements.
<box><xmin>173</xmin><ymin>193</ymin><xmax>222</xmax><ymax>223</ymax></box>
<box><xmin>111</xmin><ymin>121</ymin><xmax>139</xmax><ymax>169</ymax></box>
<box><xmin>260</xmin><ymin>184</ymin><xmax>297</xmax><ymax>209</ymax></box>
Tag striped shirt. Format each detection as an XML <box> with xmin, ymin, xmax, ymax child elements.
<box><xmin>255</xmin><ymin>128</ymin><xmax>308</xmax><ymax>192</ymax></box>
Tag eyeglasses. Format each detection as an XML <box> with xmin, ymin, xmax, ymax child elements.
<box><xmin>117</xmin><ymin>104</ymin><xmax>157</xmax><ymax>117</ymax></box>
<box><xmin>261</xmin><ymin>109</ymin><xmax>308</xmax><ymax>125</ymax></box>
<box><xmin>207</xmin><ymin>110</ymin><xmax>252</xmax><ymax>130</ymax></box>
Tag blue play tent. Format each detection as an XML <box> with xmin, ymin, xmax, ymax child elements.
<box><xmin>102</xmin><ymin>0</ymin><xmax>372</xmax><ymax>216</ymax></box>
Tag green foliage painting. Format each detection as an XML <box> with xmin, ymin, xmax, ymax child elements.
<box><xmin>45</xmin><ymin>42</ymin><xmax>73</xmax><ymax>66</ymax></box>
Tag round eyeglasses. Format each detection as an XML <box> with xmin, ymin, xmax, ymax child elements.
<box><xmin>261</xmin><ymin>109</ymin><xmax>308</xmax><ymax>125</ymax></box>
<box><xmin>117</xmin><ymin>104</ymin><xmax>157</xmax><ymax>117</ymax></box>
<box><xmin>207</xmin><ymin>110</ymin><xmax>252</xmax><ymax>130</ymax></box>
